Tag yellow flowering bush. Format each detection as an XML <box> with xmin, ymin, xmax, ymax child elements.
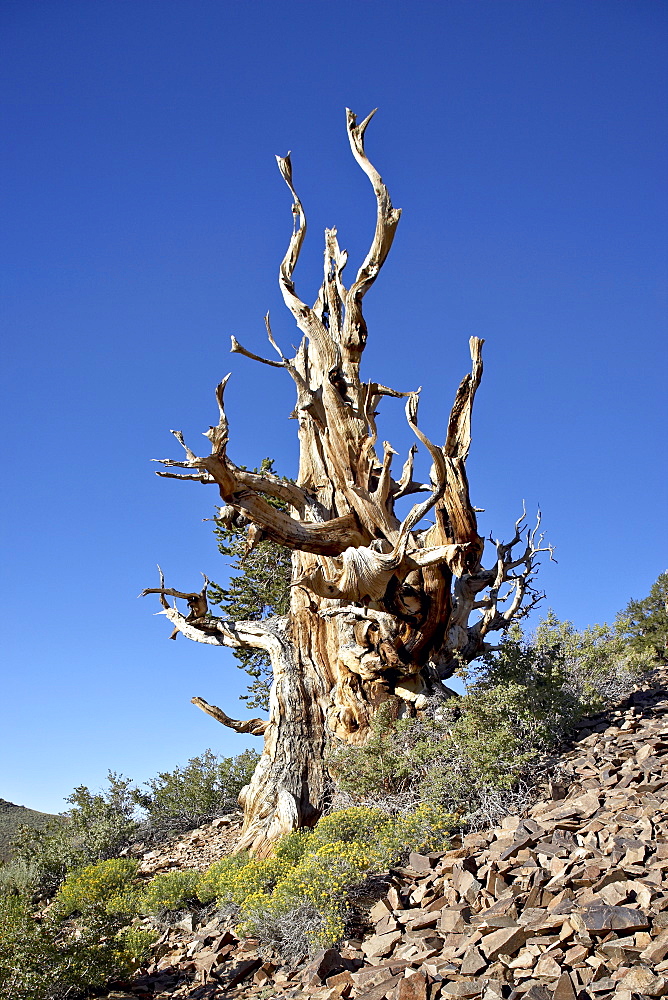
<box><xmin>274</xmin><ymin>840</ymin><xmax>373</xmax><ymax>905</ymax></box>
<box><xmin>309</xmin><ymin>807</ymin><xmax>391</xmax><ymax>851</ymax></box>
<box><xmin>137</xmin><ymin>871</ymin><xmax>201</xmax><ymax>915</ymax></box>
<box><xmin>128</xmin><ymin>804</ymin><xmax>454</xmax><ymax>959</ymax></box>
<box><xmin>226</xmin><ymin>805</ymin><xmax>455</xmax><ymax>954</ymax></box>
<box><xmin>272</xmin><ymin>829</ymin><xmax>313</xmax><ymax>863</ymax></box>
<box><xmin>240</xmin><ymin>838</ymin><xmax>373</xmax><ymax>948</ymax></box>
<box><xmin>54</xmin><ymin>858</ymin><xmax>139</xmax><ymax>917</ymax></box>
<box><xmin>117</xmin><ymin>924</ymin><xmax>158</xmax><ymax>966</ymax></box>
<box><xmin>377</xmin><ymin>803</ymin><xmax>455</xmax><ymax>862</ymax></box>
<box><xmin>307</xmin><ymin>804</ymin><xmax>455</xmax><ymax>869</ymax></box>
<box><xmin>195</xmin><ymin>852</ymin><xmax>249</xmax><ymax>903</ymax></box>
<box><xmin>197</xmin><ymin>854</ymin><xmax>286</xmax><ymax>906</ymax></box>
<box><xmin>105</xmin><ymin>886</ymin><xmax>143</xmax><ymax>916</ymax></box>
<box><xmin>242</xmin><ymin>889</ymin><xmax>342</xmax><ymax>950</ymax></box>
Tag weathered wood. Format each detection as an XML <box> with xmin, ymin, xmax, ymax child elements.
<box><xmin>146</xmin><ymin>110</ymin><xmax>553</xmax><ymax>852</ymax></box>
<box><xmin>190</xmin><ymin>697</ymin><xmax>267</xmax><ymax>737</ymax></box>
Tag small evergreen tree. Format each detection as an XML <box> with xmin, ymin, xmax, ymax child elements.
<box><xmin>616</xmin><ymin>571</ymin><xmax>668</xmax><ymax>663</ymax></box>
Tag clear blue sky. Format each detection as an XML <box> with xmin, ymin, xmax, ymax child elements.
<box><xmin>1</xmin><ymin>1</ymin><xmax>666</xmax><ymax>814</ymax></box>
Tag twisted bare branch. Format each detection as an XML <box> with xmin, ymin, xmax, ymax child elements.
<box><xmin>230</xmin><ymin>336</ymin><xmax>285</xmax><ymax>369</ymax></box>
<box><xmin>275</xmin><ymin>153</ymin><xmax>335</xmax><ymax>370</ymax></box>
<box><xmin>342</xmin><ymin>109</ymin><xmax>402</xmax><ymax>363</ymax></box>
<box><xmin>475</xmin><ymin>508</ymin><xmax>555</xmax><ymax>640</ymax></box>
<box><xmin>154</xmin><ymin>379</ymin><xmax>366</xmax><ymax>554</ymax></box>
<box><xmin>140</xmin><ymin>571</ymin><xmax>209</xmax><ymax>619</ymax></box>
<box><xmin>191</xmin><ymin>697</ymin><xmax>267</xmax><ymax>736</ymax></box>
<box><xmin>445</xmin><ymin>336</ymin><xmax>484</xmax><ymax>460</ymax></box>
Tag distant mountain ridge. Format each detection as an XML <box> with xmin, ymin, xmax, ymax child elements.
<box><xmin>0</xmin><ymin>798</ymin><xmax>58</xmax><ymax>861</ymax></box>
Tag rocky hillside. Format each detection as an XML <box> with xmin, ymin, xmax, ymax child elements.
<box><xmin>0</xmin><ymin>799</ymin><xmax>57</xmax><ymax>861</ymax></box>
<box><xmin>104</xmin><ymin>668</ymin><xmax>668</xmax><ymax>1000</ymax></box>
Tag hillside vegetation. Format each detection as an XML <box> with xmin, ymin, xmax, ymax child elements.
<box><xmin>0</xmin><ymin>800</ymin><xmax>57</xmax><ymax>863</ymax></box>
<box><xmin>0</xmin><ymin>574</ymin><xmax>665</xmax><ymax>1000</ymax></box>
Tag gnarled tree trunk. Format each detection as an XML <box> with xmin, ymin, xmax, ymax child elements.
<box><xmin>144</xmin><ymin>110</ymin><xmax>551</xmax><ymax>856</ymax></box>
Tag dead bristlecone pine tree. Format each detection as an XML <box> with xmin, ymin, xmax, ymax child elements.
<box><xmin>143</xmin><ymin>110</ymin><xmax>553</xmax><ymax>856</ymax></box>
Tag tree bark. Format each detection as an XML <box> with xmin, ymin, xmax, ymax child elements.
<box><xmin>146</xmin><ymin>110</ymin><xmax>553</xmax><ymax>855</ymax></box>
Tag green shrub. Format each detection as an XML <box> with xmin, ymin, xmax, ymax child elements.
<box><xmin>138</xmin><ymin>870</ymin><xmax>201</xmax><ymax>915</ymax></box>
<box><xmin>7</xmin><ymin>748</ymin><xmax>261</xmax><ymax>904</ymax></box>
<box><xmin>416</xmin><ymin>683</ymin><xmax>544</xmax><ymax>817</ymax></box>
<box><xmin>9</xmin><ymin>773</ymin><xmax>139</xmax><ymax>899</ymax></box>
<box><xmin>0</xmin><ymin>892</ymin><xmax>130</xmax><ymax>1000</ymax></box>
<box><xmin>0</xmin><ymin>894</ymin><xmax>34</xmax><ymax>959</ymax></box>
<box><xmin>327</xmin><ymin>702</ymin><xmax>417</xmax><ymax>798</ymax></box>
<box><xmin>483</xmin><ymin>613</ymin><xmax>653</xmax><ymax>722</ymax></box>
<box><xmin>328</xmin><ymin>710</ymin><xmax>441</xmax><ymax>803</ymax></box>
<box><xmin>330</xmin><ymin>700</ymin><xmax>529</xmax><ymax>822</ymax></box>
<box><xmin>0</xmin><ymin>856</ymin><xmax>40</xmax><ymax>898</ymax></box>
<box><xmin>54</xmin><ymin>857</ymin><xmax>139</xmax><ymax>916</ymax></box>
<box><xmin>9</xmin><ymin>822</ymin><xmax>81</xmax><ymax>899</ymax></box>
<box><xmin>0</xmin><ymin>749</ymin><xmax>263</xmax><ymax>998</ymax></box>
<box><xmin>0</xmin><ymin>864</ymin><xmax>165</xmax><ymax>998</ymax></box>
<box><xmin>329</xmin><ymin>609</ymin><xmax>657</xmax><ymax>826</ymax></box>
<box><xmin>64</xmin><ymin>773</ymin><xmax>139</xmax><ymax>855</ymax></box>
<box><xmin>135</xmin><ymin>749</ymin><xmax>260</xmax><ymax>837</ymax></box>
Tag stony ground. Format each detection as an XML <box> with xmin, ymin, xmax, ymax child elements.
<box><xmin>103</xmin><ymin>668</ymin><xmax>668</xmax><ymax>1000</ymax></box>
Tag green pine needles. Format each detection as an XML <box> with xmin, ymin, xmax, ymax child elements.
<box><xmin>208</xmin><ymin>459</ymin><xmax>292</xmax><ymax>710</ymax></box>
<box><xmin>616</xmin><ymin>570</ymin><xmax>668</xmax><ymax>664</ymax></box>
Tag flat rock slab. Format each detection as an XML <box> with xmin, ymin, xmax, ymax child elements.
<box><xmin>479</xmin><ymin>924</ymin><xmax>527</xmax><ymax>960</ymax></box>
<box><xmin>459</xmin><ymin>945</ymin><xmax>486</xmax><ymax>976</ymax></box>
<box><xmin>618</xmin><ymin>967</ymin><xmax>667</xmax><ymax>995</ymax></box>
<box><xmin>301</xmin><ymin>948</ymin><xmax>346</xmax><ymax>985</ymax></box>
<box><xmin>224</xmin><ymin>958</ymin><xmax>263</xmax><ymax>988</ymax></box>
<box><xmin>361</xmin><ymin>931</ymin><xmax>402</xmax><ymax>959</ymax></box>
<box><xmin>440</xmin><ymin>980</ymin><xmax>487</xmax><ymax>997</ymax></box>
<box><xmin>551</xmin><ymin>972</ymin><xmax>578</xmax><ymax>1000</ymax></box>
<box><xmin>576</xmin><ymin>903</ymin><xmax>650</xmax><ymax>933</ymax></box>
<box><xmin>396</xmin><ymin>971</ymin><xmax>428</xmax><ymax>1000</ymax></box>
